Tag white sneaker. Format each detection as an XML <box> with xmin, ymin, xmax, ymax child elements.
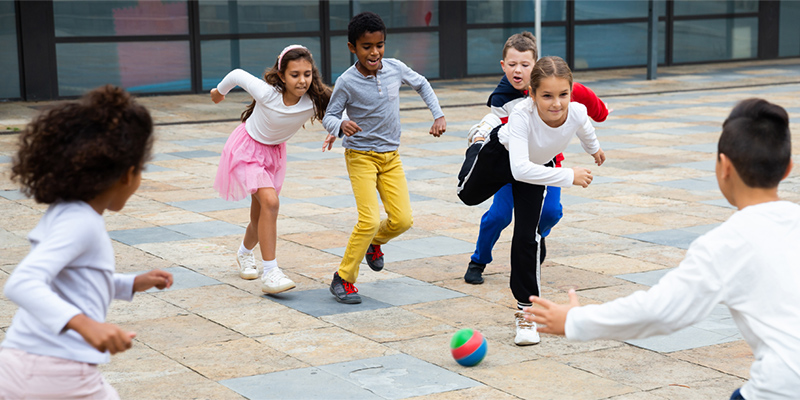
<box><xmin>466</xmin><ymin>113</ymin><xmax>502</xmax><ymax>145</ymax></box>
<box><xmin>261</xmin><ymin>267</ymin><xmax>296</xmax><ymax>294</ymax></box>
<box><xmin>237</xmin><ymin>252</ymin><xmax>259</xmax><ymax>280</ymax></box>
<box><xmin>514</xmin><ymin>311</ymin><xmax>540</xmax><ymax>346</ymax></box>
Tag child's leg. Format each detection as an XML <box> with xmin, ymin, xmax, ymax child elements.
<box><xmin>251</xmin><ymin>187</ymin><xmax>279</xmax><ymax>262</ymax></box>
<box><xmin>509</xmin><ymin>181</ymin><xmax>547</xmax><ymax>308</ymax></box>
<box><xmin>372</xmin><ymin>151</ymin><xmax>413</xmax><ymax>245</ymax></box>
<box><xmin>539</xmin><ymin>186</ymin><xmax>563</xmax><ymax>238</ymax></box>
<box><xmin>471</xmin><ymin>183</ymin><xmax>514</xmax><ymax>265</ymax></box>
<box><xmin>457</xmin><ymin>127</ymin><xmax>514</xmax><ymax>206</ymax></box>
<box><xmin>339</xmin><ymin>149</ymin><xmax>382</xmax><ymax>283</ymax></box>
<box><xmin>0</xmin><ymin>347</ymin><xmax>119</xmax><ymax>399</ymax></box>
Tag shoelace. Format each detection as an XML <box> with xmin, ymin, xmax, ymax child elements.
<box><xmin>516</xmin><ymin>313</ymin><xmax>534</xmax><ymax>329</ymax></box>
<box><xmin>342</xmin><ymin>281</ymin><xmax>358</xmax><ymax>294</ymax></box>
<box><xmin>368</xmin><ymin>245</ymin><xmax>384</xmax><ymax>261</ymax></box>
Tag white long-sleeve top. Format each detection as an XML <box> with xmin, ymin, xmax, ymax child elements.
<box><xmin>2</xmin><ymin>201</ymin><xmax>135</xmax><ymax>365</ymax></box>
<box><xmin>566</xmin><ymin>201</ymin><xmax>800</xmax><ymax>399</ymax></box>
<box><xmin>500</xmin><ymin>99</ymin><xmax>599</xmax><ymax>187</ymax></box>
<box><xmin>216</xmin><ymin>69</ymin><xmax>315</xmax><ymax>145</ymax></box>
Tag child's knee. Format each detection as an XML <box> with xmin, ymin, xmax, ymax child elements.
<box><xmin>388</xmin><ymin>213</ymin><xmax>413</xmax><ymax>234</ymax></box>
<box><xmin>486</xmin><ymin>207</ymin><xmax>513</xmax><ymax>228</ymax></box>
<box><xmin>356</xmin><ymin>215</ymin><xmax>382</xmax><ymax>235</ymax></box>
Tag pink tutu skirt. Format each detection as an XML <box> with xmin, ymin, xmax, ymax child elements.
<box><xmin>214</xmin><ymin>123</ymin><xmax>287</xmax><ymax>201</ymax></box>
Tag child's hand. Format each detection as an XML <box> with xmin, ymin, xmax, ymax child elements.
<box><xmin>572</xmin><ymin>167</ymin><xmax>593</xmax><ymax>188</ymax></box>
<box><xmin>322</xmin><ymin>133</ymin><xmax>337</xmax><ymax>152</ymax></box>
<box><xmin>523</xmin><ymin>289</ymin><xmax>581</xmax><ymax>336</ymax></box>
<box><xmin>210</xmin><ymin>88</ymin><xmax>225</xmax><ymax>104</ymax></box>
<box><xmin>341</xmin><ymin>120</ymin><xmax>362</xmax><ymax>137</ymax></box>
<box><xmin>592</xmin><ymin>149</ymin><xmax>606</xmax><ymax>166</ymax></box>
<box><xmin>67</xmin><ymin>314</ymin><xmax>136</xmax><ymax>355</ymax></box>
<box><xmin>430</xmin><ymin>117</ymin><xmax>446</xmax><ymax>137</ymax></box>
<box><xmin>133</xmin><ymin>270</ymin><xmax>173</xmax><ymax>293</ymax></box>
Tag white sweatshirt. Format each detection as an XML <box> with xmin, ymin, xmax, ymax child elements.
<box><xmin>500</xmin><ymin>98</ymin><xmax>599</xmax><ymax>187</ymax></box>
<box><xmin>566</xmin><ymin>201</ymin><xmax>800</xmax><ymax>399</ymax></box>
<box><xmin>2</xmin><ymin>201</ymin><xmax>135</xmax><ymax>365</ymax></box>
<box><xmin>216</xmin><ymin>69</ymin><xmax>315</xmax><ymax>145</ymax></box>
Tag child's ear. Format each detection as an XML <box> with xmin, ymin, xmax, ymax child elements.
<box><xmin>347</xmin><ymin>42</ymin><xmax>356</xmax><ymax>54</ymax></box>
<box><xmin>781</xmin><ymin>160</ymin><xmax>794</xmax><ymax>181</ymax></box>
<box><xmin>717</xmin><ymin>153</ymin><xmax>733</xmax><ymax>180</ymax></box>
<box><xmin>500</xmin><ymin>60</ymin><xmax>505</xmax><ymax>69</ymax></box>
<box><xmin>120</xmin><ymin>166</ymin><xmax>137</xmax><ymax>185</ymax></box>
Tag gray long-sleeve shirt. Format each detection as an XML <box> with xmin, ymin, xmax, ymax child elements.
<box><xmin>322</xmin><ymin>58</ymin><xmax>444</xmax><ymax>152</ymax></box>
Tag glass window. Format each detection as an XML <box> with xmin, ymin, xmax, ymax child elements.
<box><xmin>467</xmin><ymin>0</ymin><xmax>565</xmax><ymax>24</ymax></box>
<box><xmin>467</xmin><ymin>27</ymin><xmax>566</xmax><ymax>76</ymax></box>
<box><xmin>198</xmin><ymin>0</ymin><xmax>319</xmax><ymax>34</ymax></box>
<box><xmin>0</xmin><ymin>0</ymin><xmax>20</xmax><ymax>99</ymax></box>
<box><xmin>673</xmin><ymin>17</ymin><xmax>757</xmax><ymax>63</ymax></box>
<box><xmin>330</xmin><ymin>35</ymin><xmax>353</xmax><ymax>82</ymax></box>
<box><xmin>57</xmin><ymin>42</ymin><xmax>191</xmax><ymax>96</ymax></box>
<box><xmin>54</xmin><ymin>0</ymin><xmax>188</xmax><ymax>37</ymax></box>
<box><xmin>575</xmin><ymin>0</ymin><xmax>656</xmax><ymax>20</ymax></box>
<box><xmin>201</xmin><ymin>38</ymin><xmax>321</xmax><ymax>91</ymax></box>
<box><xmin>779</xmin><ymin>1</ymin><xmax>800</xmax><ymax>57</ymax></box>
<box><xmin>328</xmin><ymin>0</ymin><xmax>438</xmax><ymax>30</ymax></box>
<box><xmin>575</xmin><ymin>22</ymin><xmax>666</xmax><ymax>69</ymax></box>
<box><xmin>385</xmin><ymin>32</ymin><xmax>439</xmax><ymax>78</ymax></box>
<box><xmin>673</xmin><ymin>0</ymin><xmax>757</xmax><ymax>16</ymax></box>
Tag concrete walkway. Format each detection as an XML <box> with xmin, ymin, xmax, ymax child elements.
<box><xmin>1</xmin><ymin>59</ymin><xmax>799</xmax><ymax>399</ymax></box>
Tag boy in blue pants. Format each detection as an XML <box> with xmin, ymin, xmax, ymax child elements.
<box><xmin>464</xmin><ymin>32</ymin><xmax>608</xmax><ymax>285</ymax></box>
<box><xmin>526</xmin><ymin>98</ymin><xmax>799</xmax><ymax>399</ymax></box>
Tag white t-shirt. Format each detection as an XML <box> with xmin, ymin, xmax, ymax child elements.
<box><xmin>2</xmin><ymin>201</ymin><xmax>135</xmax><ymax>365</ymax></box>
<box><xmin>566</xmin><ymin>201</ymin><xmax>800</xmax><ymax>399</ymax></box>
<box><xmin>216</xmin><ymin>69</ymin><xmax>315</xmax><ymax>145</ymax></box>
<box><xmin>500</xmin><ymin>98</ymin><xmax>599</xmax><ymax>187</ymax></box>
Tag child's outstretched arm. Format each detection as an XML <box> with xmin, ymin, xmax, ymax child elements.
<box><xmin>572</xmin><ymin>82</ymin><xmax>608</xmax><ymax>123</ymax></box>
<box><xmin>523</xmin><ymin>289</ymin><xmax>581</xmax><ymax>335</ymax></box>
<box><xmin>210</xmin><ymin>88</ymin><xmax>225</xmax><ymax>104</ymax></box>
<box><xmin>399</xmin><ymin>61</ymin><xmax>445</xmax><ymax>137</ymax></box>
<box><xmin>132</xmin><ymin>270</ymin><xmax>173</xmax><ymax>292</ymax></box>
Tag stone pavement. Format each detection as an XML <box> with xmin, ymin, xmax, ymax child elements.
<box><xmin>1</xmin><ymin>58</ymin><xmax>800</xmax><ymax>399</ymax></box>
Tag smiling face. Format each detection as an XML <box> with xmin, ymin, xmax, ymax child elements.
<box><xmin>531</xmin><ymin>76</ymin><xmax>571</xmax><ymax>127</ymax></box>
<box><xmin>280</xmin><ymin>58</ymin><xmax>313</xmax><ymax>105</ymax></box>
<box><xmin>348</xmin><ymin>30</ymin><xmax>385</xmax><ymax>76</ymax></box>
<box><xmin>501</xmin><ymin>48</ymin><xmax>535</xmax><ymax>91</ymax></box>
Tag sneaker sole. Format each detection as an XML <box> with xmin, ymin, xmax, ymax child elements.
<box><xmin>514</xmin><ymin>339</ymin><xmax>540</xmax><ymax>346</ymax></box>
<box><xmin>329</xmin><ymin>287</ymin><xmax>362</xmax><ymax>304</ymax></box>
<box><xmin>261</xmin><ymin>282</ymin><xmax>296</xmax><ymax>294</ymax></box>
<box><xmin>465</xmin><ymin>277</ymin><xmax>484</xmax><ymax>284</ymax></box>
<box><xmin>240</xmin><ymin>271</ymin><xmax>259</xmax><ymax>280</ymax></box>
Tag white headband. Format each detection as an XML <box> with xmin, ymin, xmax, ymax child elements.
<box><xmin>277</xmin><ymin>45</ymin><xmax>307</xmax><ymax>71</ymax></box>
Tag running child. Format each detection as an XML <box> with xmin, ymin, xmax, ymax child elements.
<box><xmin>1</xmin><ymin>85</ymin><xmax>173</xmax><ymax>399</ymax></box>
<box><xmin>457</xmin><ymin>56</ymin><xmax>605</xmax><ymax>345</ymax></box>
<box><xmin>525</xmin><ymin>98</ymin><xmax>799</xmax><ymax>400</ymax></box>
<box><xmin>322</xmin><ymin>11</ymin><xmax>446</xmax><ymax>304</ymax></box>
<box><xmin>463</xmin><ymin>31</ymin><xmax>609</xmax><ymax>285</ymax></box>
<box><xmin>211</xmin><ymin>45</ymin><xmax>331</xmax><ymax>294</ymax></box>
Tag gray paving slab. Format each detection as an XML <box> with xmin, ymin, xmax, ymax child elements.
<box><xmin>325</xmin><ymin>236</ymin><xmax>475</xmax><ymax>263</ymax></box>
<box><xmin>220</xmin><ymin>366</ymin><xmax>385</xmax><ymax>400</ymax></box>
<box><xmin>0</xmin><ymin>189</ymin><xmax>27</xmax><ymax>200</ymax></box>
<box><xmin>109</xmin><ymin>226</ymin><xmax>191</xmax><ymax>245</ymax></box>
<box><xmin>318</xmin><ymin>354</ymin><xmax>482</xmax><ymax>400</ymax></box>
<box><xmin>287</xmin><ymin>151</ymin><xmax>342</xmax><ymax>161</ymax></box>
<box><xmin>357</xmin><ymin>277</ymin><xmax>466</xmax><ymax>306</ymax></box>
<box><xmin>167</xmin><ymin>150</ymin><xmax>220</xmax><ymax>158</ymax></box>
<box><xmin>653</xmin><ymin>176</ymin><xmax>719</xmax><ymax>191</ymax></box>
<box><xmin>673</xmin><ymin>143</ymin><xmax>718</xmax><ymax>154</ymax></box>
<box><xmin>164</xmin><ymin>220</ymin><xmax>245</xmax><ymax>239</ymax></box>
<box><xmin>404</xmin><ymin>169</ymin><xmax>451</xmax><ymax>181</ymax></box>
<box><xmin>168</xmin><ymin>197</ymin><xmax>251</xmax><ymax>212</ymax></box>
<box><xmin>624</xmin><ymin>229</ymin><xmax>701</xmax><ymax>250</ymax></box>
<box><xmin>265</xmin><ymin>287</ymin><xmax>392</xmax><ymax>317</ymax></box>
<box><xmin>127</xmin><ymin>265</ymin><xmax>222</xmax><ymax>293</ymax></box>
<box><xmin>701</xmin><ymin>198</ymin><xmax>737</xmax><ymax>208</ymax></box>
<box><xmin>560</xmin><ymin>193</ymin><xmax>602</xmax><ymax>206</ymax></box>
<box><xmin>0</xmin><ymin>156</ymin><xmax>11</xmax><ymax>163</ymax></box>
<box><xmin>143</xmin><ymin>164</ymin><xmax>173</xmax><ymax>173</ymax></box>
<box><xmin>616</xmin><ymin>268</ymin><xmax>672</xmax><ymax>286</ymax></box>
<box><xmin>171</xmin><ymin>138</ymin><xmax>227</xmax><ymax>147</ymax></box>
<box><xmin>406</xmin><ymin>140</ymin><xmax>468</xmax><ymax>152</ymax></box>
<box><xmin>626</xmin><ymin>325</ymin><xmax>741</xmax><ymax>353</ymax></box>
<box><xmin>653</xmin><ymin>125</ymin><xmax>722</xmax><ymax>135</ymax></box>
<box><xmin>150</xmin><ymin>153</ymin><xmax>182</xmax><ymax>161</ymax></box>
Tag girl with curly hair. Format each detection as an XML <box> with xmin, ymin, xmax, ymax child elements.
<box><xmin>210</xmin><ymin>45</ymin><xmax>331</xmax><ymax>293</ymax></box>
<box><xmin>1</xmin><ymin>85</ymin><xmax>173</xmax><ymax>399</ymax></box>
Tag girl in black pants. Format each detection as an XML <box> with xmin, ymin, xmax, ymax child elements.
<box><xmin>457</xmin><ymin>56</ymin><xmax>605</xmax><ymax>346</ymax></box>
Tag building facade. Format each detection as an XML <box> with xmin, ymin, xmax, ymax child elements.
<box><xmin>2</xmin><ymin>0</ymin><xmax>799</xmax><ymax>101</ymax></box>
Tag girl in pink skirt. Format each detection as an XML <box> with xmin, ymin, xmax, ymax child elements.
<box><xmin>211</xmin><ymin>45</ymin><xmax>331</xmax><ymax>293</ymax></box>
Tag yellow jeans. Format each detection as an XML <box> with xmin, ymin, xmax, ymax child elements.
<box><xmin>339</xmin><ymin>149</ymin><xmax>413</xmax><ymax>283</ymax></box>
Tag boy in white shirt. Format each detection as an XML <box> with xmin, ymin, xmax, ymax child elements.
<box><xmin>525</xmin><ymin>98</ymin><xmax>799</xmax><ymax>400</ymax></box>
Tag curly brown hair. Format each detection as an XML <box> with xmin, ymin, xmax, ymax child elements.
<box><xmin>11</xmin><ymin>85</ymin><xmax>154</xmax><ymax>204</ymax></box>
<box><xmin>240</xmin><ymin>47</ymin><xmax>331</xmax><ymax>123</ymax></box>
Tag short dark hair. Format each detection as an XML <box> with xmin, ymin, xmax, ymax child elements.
<box><xmin>718</xmin><ymin>98</ymin><xmax>792</xmax><ymax>188</ymax></box>
<box><xmin>348</xmin><ymin>11</ymin><xmax>386</xmax><ymax>46</ymax></box>
<box><xmin>11</xmin><ymin>85</ymin><xmax>153</xmax><ymax>204</ymax></box>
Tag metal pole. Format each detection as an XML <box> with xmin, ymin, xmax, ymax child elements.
<box><xmin>647</xmin><ymin>0</ymin><xmax>657</xmax><ymax>80</ymax></box>
<box><xmin>535</xmin><ymin>0</ymin><xmax>541</xmax><ymax>58</ymax></box>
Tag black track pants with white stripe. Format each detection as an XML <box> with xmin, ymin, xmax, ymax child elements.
<box><xmin>456</xmin><ymin>127</ymin><xmax>550</xmax><ymax>302</ymax></box>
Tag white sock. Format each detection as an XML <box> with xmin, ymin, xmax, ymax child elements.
<box><xmin>262</xmin><ymin>259</ymin><xmax>278</xmax><ymax>274</ymax></box>
<box><xmin>239</xmin><ymin>242</ymin><xmax>253</xmax><ymax>255</ymax></box>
